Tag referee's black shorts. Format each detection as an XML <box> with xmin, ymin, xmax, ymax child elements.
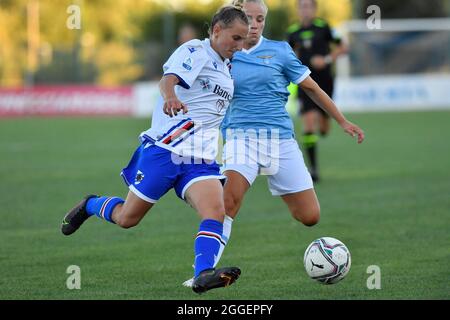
<box><xmin>299</xmin><ymin>73</ymin><xmax>334</xmax><ymax>118</ymax></box>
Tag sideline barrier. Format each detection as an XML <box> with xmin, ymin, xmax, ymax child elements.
<box><xmin>1</xmin><ymin>75</ymin><xmax>449</xmax><ymax>118</ymax></box>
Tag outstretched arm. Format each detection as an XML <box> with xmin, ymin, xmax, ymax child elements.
<box><xmin>159</xmin><ymin>74</ymin><xmax>188</xmax><ymax>117</ymax></box>
<box><xmin>299</xmin><ymin>76</ymin><xmax>365</xmax><ymax>144</ymax></box>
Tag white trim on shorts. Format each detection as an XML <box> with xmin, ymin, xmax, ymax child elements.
<box><xmin>221</xmin><ymin>167</ymin><xmax>255</xmax><ymax>187</ymax></box>
<box><xmin>270</xmin><ymin>185</ymin><xmax>314</xmax><ymax>196</ymax></box>
<box><xmin>181</xmin><ymin>175</ymin><xmax>227</xmax><ymax>200</ymax></box>
<box><xmin>129</xmin><ymin>185</ymin><xmax>158</xmax><ymax>204</ymax></box>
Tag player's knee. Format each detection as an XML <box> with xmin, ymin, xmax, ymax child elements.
<box><xmin>224</xmin><ymin>193</ymin><xmax>241</xmax><ymax>218</ymax></box>
<box><xmin>212</xmin><ymin>203</ymin><xmax>226</xmax><ymax>219</ymax></box>
<box><xmin>292</xmin><ymin>207</ymin><xmax>320</xmax><ymax>226</ymax></box>
<box><xmin>302</xmin><ymin>211</ymin><xmax>320</xmax><ymax>227</ymax></box>
<box><xmin>116</xmin><ymin>216</ymin><xmax>139</xmax><ymax>229</ymax></box>
<box><xmin>198</xmin><ymin>201</ymin><xmax>226</xmax><ymax>221</ymax></box>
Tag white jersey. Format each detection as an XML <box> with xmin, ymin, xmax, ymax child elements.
<box><xmin>141</xmin><ymin>39</ymin><xmax>234</xmax><ymax>160</ymax></box>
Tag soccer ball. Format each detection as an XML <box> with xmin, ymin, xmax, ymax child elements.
<box><xmin>303</xmin><ymin>237</ymin><xmax>351</xmax><ymax>284</ymax></box>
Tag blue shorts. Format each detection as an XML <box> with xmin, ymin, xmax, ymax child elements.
<box><xmin>121</xmin><ymin>141</ymin><xmax>226</xmax><ymax>203</ymax></box>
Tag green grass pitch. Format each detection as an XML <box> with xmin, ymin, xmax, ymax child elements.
<box><xmin>0</xmin><ymin>111</ymin><xmax>449</xmax><ymax>299</ymax></box>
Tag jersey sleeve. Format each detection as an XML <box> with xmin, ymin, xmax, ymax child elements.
<box><xmin>282</xmin><ymin>42</ymin><xmax>311</xmax><ymax>84</ymax></box>
<box><xmin>163</xmin><ymin>45</ymin><xmax>209</xmax><ymax>89</ymax></box>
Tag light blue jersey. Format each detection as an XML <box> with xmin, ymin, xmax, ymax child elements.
<box><xmin>221</xmin><ymin>37</ymin><xmax>311</xmax><ymax>139</ymax></box>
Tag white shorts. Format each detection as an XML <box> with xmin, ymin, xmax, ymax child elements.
<box><xmin>222</xmin><ymin>137</ymin><xmax>313</xmax><ymax>196</ymax></box>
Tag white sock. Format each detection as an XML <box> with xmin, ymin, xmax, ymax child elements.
<box><xmin>214</xmin><ymin>215</ymin><xmax>234</xmax><ymax>267</ymax></box>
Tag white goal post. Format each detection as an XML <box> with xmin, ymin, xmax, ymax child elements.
<box><xmin>331</xmin><ymin>18</ymin><xmax>450</xmax><ymax>112</ymax></box>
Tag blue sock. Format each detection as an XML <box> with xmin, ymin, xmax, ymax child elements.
<box><xmin>86</xmin><ymin>196</ymin><xmax>124</xmax><ymax>223</ymax></box>
<box><xmin>194</xmin><ymin>219</ymin><xmax>224</xmax><ymax>277</ymax></box>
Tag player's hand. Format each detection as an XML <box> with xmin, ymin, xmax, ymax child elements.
<box><xmin>163</xmin><ymin>97</ymin><xmax>188</xmax><ymax>117</ymax></box>
<box><xmin>311</xmin><ymin>55</ymin><xmax>327</xmax><ymax>70</ymax></box>
<box><xmin>339</xmin><ymin>120</ymin><xmax>365</xmax><ymax>144</ymax></box>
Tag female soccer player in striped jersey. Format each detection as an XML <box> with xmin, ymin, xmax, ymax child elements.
<box><xmin>61</xmin><ymin>4</ymin><xmax>249</xmax><ymax>294</ymax></box>
<box><xmin>184</xmin><ymin>0</ymin><xmax>364</xmax><ymax>287</ymax></box>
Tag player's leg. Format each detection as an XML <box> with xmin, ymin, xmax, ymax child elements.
<box><xmin>182</xmin><ymin>150</ymin><xmax>257</xmax><ymax>288</ymax></box>
<box><xmin>61</xmin><ymin>191</ymin><xmax>153</xmax><ymax>235</ymax></box>
<box><xmin>219</xmin><ymin>138</ymin><xmax>258</xmax><ymax>262</ymax></box>
<box><xmin>302</xmin><ymin>108</ymin><xmax>317</xmax><ymax>133</ymax></box>
<box><xmin>223</xmin><ymin>170</ymin><xmax>251</xmax><ymax>219</ymax></box>
<box><xmin>61</xmin><ymin>143</ymin><xmax>171</xmax><ymax>235</ymax></box>
<box><xmin>281</xmin><ymin>189</ymin><xmax>320</xmax><ymax>226</ymax></box>
<box><xmin>268</xmin><ymin>138</ymin><xmax>320</xmax><ymax>226</ymax></box>
<box><xmin>299</xmin><ymin>91</ymin><xmax>320</xmax><ymax>182</ymax></box>
<box><xmin>207</xmin><ymin>169</ymin><xmax>251</xmax><ymax>264</ymax></box>
<box><xmin>110</xmin><ymin>191</ymin><xmax>154</xmax><ymax>228</ymax></box>
<box><xmin>210</xmin><ymin>169</ymin><xmax>252</xmax><ymax>264</ymax></box>
<box><xmin>185</xmin><ymin>178</ymin><xmax>226</xmax><ymax>222</ymax></box>
<box><xmin>319</xmin><ymin>112</ymin><xmax>331</xmax><ymax>137</ymax></box>
<box><xmin>215</xmin><ymin>161</ymin><xmax>258</xmax><ymax>263</ymax></box>
<box><xmin>184</xmin><ymin>178</ymin><xmax>241</xmax><ymax>293</ymax></box>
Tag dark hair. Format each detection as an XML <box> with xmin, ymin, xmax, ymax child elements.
<box><xmin>208</xmin><ymin>4</ymin><xmax>249</xmax><ymax>36</ymax></box>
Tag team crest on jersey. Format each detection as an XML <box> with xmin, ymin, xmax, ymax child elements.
<box><xmin>182</xmin><ymin>57</ymin><xmax>193</xmax><ymax>71</ymax></box>
<box><xmin>135</xmin><ymin>170</ymin><xmax>145</xmax><ymax>185</ymax></box>
<box><xmin>216</xmin><ymin>99</ymin><xmax>226</xmax><ymax>113</ymax></box>
<box><xmin>257</xmin><ymin>55</ymin><xmax>275</xmax><ymax>65</ymax></box>
<box><xmin>188</xmin><ymin>47</ymin><xmax>196</xmax><ymax>53</ymax></box>
<box><xmin>199</xmin><ymin>78</ymin><xmax>212</xmax><ymax>91</ymax></box>
<box><xmin>212</xmin><ymin>61</ymin><xmax>218</xmax><ymax>70</ymax></box>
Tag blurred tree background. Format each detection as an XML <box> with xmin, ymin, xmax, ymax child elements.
<box><xmin>0</xmin><ymin>0</ymin><xmax>448</xmax><ymax>87</ymax></box>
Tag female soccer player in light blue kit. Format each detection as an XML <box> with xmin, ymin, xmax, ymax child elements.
<box><xmin>61</xmin><ymin>4</ymin><xmax>250</xmax><ymax>294</ymax></box>
<box><xmin>183</xmin><ymin>0</ymin><xmax>364</xmax><ymax>286</ymax></box>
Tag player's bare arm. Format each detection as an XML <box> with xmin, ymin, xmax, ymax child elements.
<box><xmin>159</xmin><ymin>74</ymin><xmax>188</xmax><ymax>117</ymax></box>
<box><xmin>299</xmin><ymin>76</ymin><xmax>365</xmax><ymax>144</ymax></box>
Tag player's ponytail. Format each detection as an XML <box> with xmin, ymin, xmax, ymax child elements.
<box><xmin>208</xmin><ymin>3</ymin><xmax>249</xmax><ymax>36</ymax></box>
<box><xmin>232</xmin><ymin>0</ymin><xmax>268</xmax><ymax>14</ymax></box>
<box><xmin>232</xmin><ymin>0</ymin><xmax>245</xmax><ymax>10</ymax></box>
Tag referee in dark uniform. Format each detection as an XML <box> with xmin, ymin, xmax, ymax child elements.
<box><xmin>287</xmin><ymin>0</ymin><xmax>348</xmax><ymax>182</ymax></box>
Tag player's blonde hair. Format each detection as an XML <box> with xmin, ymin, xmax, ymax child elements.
<box><xmin>232</xmin><ymin>0</ymin><xmax>268</xmax><ymax>14</ymax></box>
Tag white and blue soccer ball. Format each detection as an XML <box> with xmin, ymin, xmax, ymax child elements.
<box><xmin>304</xmin><ymin>237</ymin><xmax>351</xmax><ymax>284</ymax></box>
